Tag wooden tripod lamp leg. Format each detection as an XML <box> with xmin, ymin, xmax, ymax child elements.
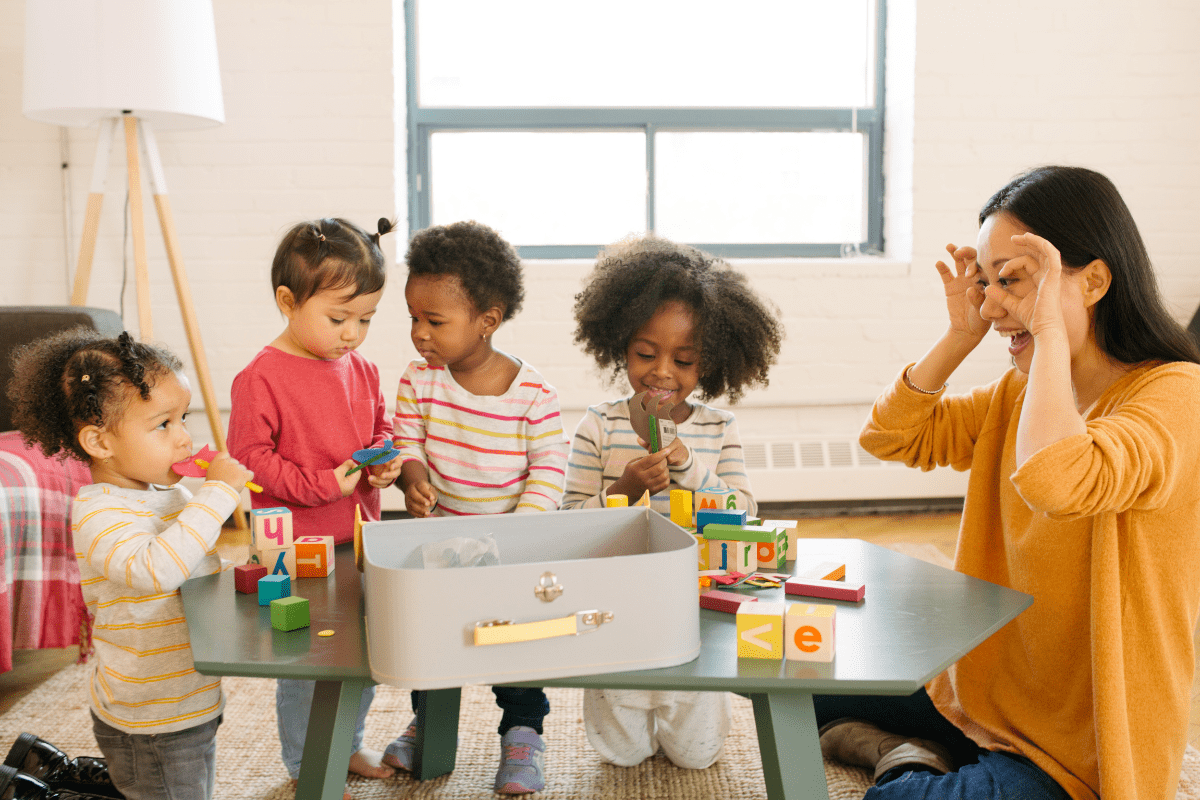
<box><xmin>139</xmin><ymin>121</ymin><xmax>251</xmax><ymax>533</ymax></box>
<box><xmin>123</xmin><ymin>116</ymin><xmax>153</xmax><ymax>340</ymax></box>
<box><xmin>71</xmin><ymin>119</ymin><xmax>118</xmax><ymax>306</ymax></box>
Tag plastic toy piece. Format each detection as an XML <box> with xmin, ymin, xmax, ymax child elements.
<box><xmin>784</xmin><ymin>576</ymin><xmax>865</xmax><ymax>603</ymax></box>
<box><xmin>249</xmin><ymin>545</ymin><xmax>296</xmax><ymax>579</ymax></box>
<box><xmin>294</xmin><ymin>535</ymin><xmax>335</xmax><ymax>578</ymax></box>
<box><xmin>354</xmin><ymin>504</ymin><xmax>364</xmax><ymax>572</ymax></box>
<box><xmin>171</xmin><ymin>444</ymin><xmax>263</xmax><ymax>493</ymax></box>
<box><xmin>606</xmin><ymin>494</ymin><xmax>629</xmax><ymax>508</ymax></box>
<box><xmin>737</xmin><ymin>601</ymin><xmax>786</xmax><ymax>659</ymax></box>
<box><xmin>633</xmin><ymin>490</ymin><xmax>651</xmax><ymax>507</ymax></box>
<box><xmin>695</xmin><ymin>508</ymin><xmax>747</xmax><ymax>533</ymax></box>
<box><xmin>258</xmin><ymin>573</ymin><xmax>290</xmax><ymax>606</ymax></box>
<box><xmin>699</xmin><ymin>589</ymin><xmax>757</xmax><ymax>614</ymax></box>
<box><xmin>670</xmin><ymin>489</ymin><xmax>693</xmax><ymax>528</ymax></box>
<box><xmin>785</xmin><ymin>603</ymin><xmax>836</xmax><ymax>662</ymax></box>
<box><xmin>347</xmin><ymin>440</ymin><xmax>401</xmax><ymax>476</ymax></box>
<box><xmin>234</xmin><ymin>563</ymin><xmax>268</xmax><ymax>594</ymax></box>
<box><xmin>251</xmin><ymin>507</ymin><xmax>294</xmax><ymax>550</ymax></box>
<box><xmin>318</xmin><ymin>629</ymin><xmax>335</xmax><ymax>637</ymax></box>
<box><xmin>695</xmin><ymin>487</ymin><xmax>739</xmax><ymax>512</ymax></box>
<box><xmin>627</xmin><ymin>391</ymin><xmax>678</xmax><ymax>453</ymax></box>
<box><xmin>271</xmin><ymin>596</ymin><xmax>310</xmax><ymax>631</ymax></box>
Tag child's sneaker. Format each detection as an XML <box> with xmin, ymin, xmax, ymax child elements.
<box><xmin>382</xmin><ymin>717</ymin><xmax>419</xmax><ymax>771</ymax></box>
<box><xmin>493</xmin><ymin>726</ymin><xmax>545</xmax><ymax>794</ymax></box>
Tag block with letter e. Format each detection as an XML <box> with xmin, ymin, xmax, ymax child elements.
<box><xmin>294</xmin><ymin>535</ymin><xmax>335</xmax><ymax>578</ymax></box>
<box><xmin>785</xmin><ymin>603</ymin><xmax>836</xmax><ymax>662</ymax></box>
<box><xmin>252</xmin><ymin>507</ymin><xmax>293</xmax><ymax>550</ymax></box>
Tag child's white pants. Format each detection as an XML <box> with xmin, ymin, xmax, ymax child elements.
<box><xmin>582</xmin><ymin>688</ymin><xmax>732</xmax><ymax>769</ymax></box>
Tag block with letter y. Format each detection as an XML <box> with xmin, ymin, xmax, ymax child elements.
<box><xmin>252</xmin><ymin>506</ymin><xmax>293</xmax><ymax>550</ymax></box>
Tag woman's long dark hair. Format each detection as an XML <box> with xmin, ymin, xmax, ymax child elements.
<box><xmin>981</xmin><ymin>166</ymin><xmax>1200</xmax><ymax>365</ymax></box>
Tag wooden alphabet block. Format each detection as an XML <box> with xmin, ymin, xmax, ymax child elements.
<box><xmin>670</xmin><ymin>489</ymin><xmax>693</xmax><ymax>528</ymax></box>
<box><xmin>258</xmin><ymin>573</ymin><xmax>290</xmax><ymax>606</ymax></box>
<box><xmin>699</xmin><ymin>589</ymin><xmax>757</xmax><ymax>614</ymax></box>
<box><xmin>250</xmin><ymin>545</ymin><xmax>297</xmax><ymax>579</ymax></box>
<box><xmin>798</xmin><ymin>560</ymin><xmax>846</xmax><ymax>582</ymax></box>
<box><xmin>606</xmin><ymin>494</ymin><xmax>628</xmax><ymax>508</ymax></box>
<box><xmin>294</xmin><ymin>535</ymin><xmax>335</xmax><ymax>578</ymax></box>
<box><xmin>760</xmin><ymin>519</ymin><xmax>799</xmax><ymax>562</ymax></box>
<box><xmin>752</xmin><ymin>530</ymin><xmax>789</xmax><ymax>572</ymax></box>
<box><xmin>270</xmin><ymin>596</ymin><xmax>310</xmax><ymax>631</ymax></box>
<box><xmin>707</xmin><ymin>539</ymin><xmax>756</xmax><ymax>574</ymax></box>
<box><xmin>693</xmin><ymin>532</ymin><xmax>709</xmax><ymax>570</ymax></box>
<box><xmin>694</xmin><ymin>488</ymin><xmax>740</xmax><ymax>513</ymax></box>
<box><xmin>251</xmin><ymin>507</ymin><xmax>294</xmax><ymax>550</ymax></box>
<box><xmin>737</xmin><ymin>601</ymin><xmax>786</xmax><ymax>659</ymax></box>
<box><xmin>785</xmin><ymin>576</ymin><xmax>865</xmax><ymax>602</ymax></box>
<box><xmin>785</xmin><ymin>603</ymin><xmax>836</xmax><ymax>662</ymax></box>
<box><xmin>234</xmin><ymin>563</ymin><xmax>268</xmax><ymax>594</ymax></box>
<box><xmin>695</xmin><ymin>508</ymin><xmax>748</xmax><ymax>533</ymax></box>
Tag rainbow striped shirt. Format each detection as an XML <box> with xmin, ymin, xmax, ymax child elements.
<box><xmin>73</xmin><ymin>480</ymin><xmax>239</xmax><ymax>734</ymax></box>
<box><xmin>394</xmin><ymin>360</ymin><xmax>568</xmax><ymax>515</ymax></box>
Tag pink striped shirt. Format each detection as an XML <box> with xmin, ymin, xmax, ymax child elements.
<box><xmin>394</xmin><ymin>360</ymin><xmax>568</xmax><ymax>515</ymax></box>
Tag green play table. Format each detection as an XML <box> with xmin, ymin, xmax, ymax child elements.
<box><xmin>180</xmin><ymin>538</ymin><xmax>1031</xmax><ymax>800</ymax></box>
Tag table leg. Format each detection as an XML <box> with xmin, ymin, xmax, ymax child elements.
<box><xmin>295</xmin><ymin>679</ymin><xmax>370</xmax><ymax>800</ymax></box>
<box><xmin>750</xmin><ymin>692</ymin><xmax>830</xmax><ymax>800</ymax></box>
<box><xmin>413</xmin><ymin>687</ymin><xmax>461</xmax><ymax>780</ymax></box>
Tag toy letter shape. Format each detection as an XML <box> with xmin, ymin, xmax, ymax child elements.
<box><xmin>627</xmin><ymin>391</ymin><xmax>678</xmax><ymax>453</ymax></box>
<box><xmin>171</xmin><ymin>444</ymin><xmax>218</xmax><ymax>478</ymax></box>
<box><xmin>347</xmin><ymin>440</ymin><xmax>402</xmax><ymax>475</ymax></box>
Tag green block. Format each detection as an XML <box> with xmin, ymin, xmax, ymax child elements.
<box><xmin>270</xmin><ymin>596</ymin><xmax>310</xmax><ymax>631</ymax></box>
<box><xmin>703</xmin><ymin>523</ymin><xmax>780</xmax><ymax>543</ymax></box>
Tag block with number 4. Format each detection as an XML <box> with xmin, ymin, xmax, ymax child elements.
<box><xmin>294</xmin><ymin>535</ymin><xmax>335</xmax><ymax>578</ymax></box>
<box><xmin>252</xmin><ymin>507</ymin><xmax>293</xmax><ymax>550</ymax></box>
<box><xmin>736</xmin><ymin>601</ymin><xmax>786</xmax><ymax>659</ymax></box>
<box><xmin>785</xmin><ymin>603</ymin><xmax>836</xmax><ymax>662</ymax></box>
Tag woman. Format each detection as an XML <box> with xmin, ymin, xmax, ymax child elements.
<box><xmin>820</xmin><ymin>166</ymin><xmax>1200</xmax><ymax>800</ymax></box>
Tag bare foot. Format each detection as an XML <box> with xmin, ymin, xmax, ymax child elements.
<box><xmin>288</xmin><ymin>778</ymin><xmax>351</xmax><ymax>800</ymax></box>
<box><xmin>348</xmin><ymin>748</ymin><xmax>395</xmax><ymax>779</ymax></box>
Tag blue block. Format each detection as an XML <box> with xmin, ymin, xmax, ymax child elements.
<box><xmin>696</xmin><ymin>508</ymin><xmax>748</xmax><ymax>534</ymax></box>
<box><xmin>258</xmin><ymin>573</ymin><xmax>291</xmax><ymax>606</ymax></box>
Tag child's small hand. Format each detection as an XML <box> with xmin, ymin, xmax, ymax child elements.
<box><xmin>334</xmin><ymin>459</ymin><xmax>363</xmax><ymax>497</ymax></box>
<box><xmin>367</xmin><ymin>455</ymin><xmax>403</xmax><ymax>489</ymax></box>
<box><xmin>205</xmin><ymin>452</ymin><xmax>254</xmax><ymax>492</ymax></box>
<box><xmin>405</xmin><ymin>480</ymin><xmax>438</xmax><ymax>518</ymax></box>
<box><xmin>661</xmin><ymin>436</ymin><xmax>690</xmax><ymax>467</ymax></box>
<box><xmin>615</xmin><ymin>448</ymin><xmax>673</xmax><ymax>496</ymax></box>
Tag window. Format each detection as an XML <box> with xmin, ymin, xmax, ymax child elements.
<box><xmin>404</xmin><ymin>0</ymin><xmax>886</xmax><ymax>258</ymax></box>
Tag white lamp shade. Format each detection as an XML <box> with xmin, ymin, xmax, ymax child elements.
<box><xmin>23</xmin><ymin>0</ymin><xmax>224</xmax><ymax>130</ymax></box>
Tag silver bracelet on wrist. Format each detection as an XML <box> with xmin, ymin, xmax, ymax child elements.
<box><xmin>904</xmin><ymin>366</ymin><xmax>946</xmax><ymax>395</ymax></box>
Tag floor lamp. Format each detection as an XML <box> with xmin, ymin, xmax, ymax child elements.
<box><xmin>23</xmin><ymin>0</ymin><xmax>248</xmax><ymax>528</ymax></box>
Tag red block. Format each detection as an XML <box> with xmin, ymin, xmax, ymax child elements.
<box><xmin>235</xmin><ymin>564</ymin><xmax>268</xmax><ymax>594</ymax></box>
<box><xmin>699</xmin><ymin>589</ymin><xmax>758</xmax><ymax>614</ymax></box>
<box><xmin>784</xmin><ymin>577</ymin><xmax>865</xmax><ymax>602</ymax></box>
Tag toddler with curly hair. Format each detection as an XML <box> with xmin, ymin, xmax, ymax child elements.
<box><xmin>6</xmin><ymin>329</ymin><xmax>252</xmax><ymax>800</ymax></box>
<box><xmin>565</xmin><ymin>234</ymin><xmax>783</xmax><ymax>769</ymax></box>
<box><xmin>387</xmin><ymin>220</ymin><xmax>569</xmax><ymax>794</ymax></box>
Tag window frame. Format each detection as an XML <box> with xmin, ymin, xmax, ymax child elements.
<box><xmin>403</xmin><ymin>0</ymin><xmax>887</xmax><ymax>259</ymax></box>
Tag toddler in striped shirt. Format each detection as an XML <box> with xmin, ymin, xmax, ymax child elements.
<box><xmin>565</xmin><ymin>234</ymin><xmax>783</xmax><ymax>769</ymax></box>
<box><xmin>386</xmin><ymin>220</ymin><xmax>569</xmax><ymax>794</ymax></box>
<box><xmin>7</xmin><ymin>329</ymin><xmax>253</xmax><ymax>800</ymax></box>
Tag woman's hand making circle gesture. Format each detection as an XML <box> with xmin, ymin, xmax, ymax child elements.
<box><xmin>934</xmin><ymin>243</ymin><xmax>991</xmax><ymax>342</ymax></box>
<box><xmin>984</xmin><ymin>232</ymin><xmax>1067</xmax><ymax>339</ymax></box>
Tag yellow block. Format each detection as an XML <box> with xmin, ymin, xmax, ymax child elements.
<box><xmin>737</xmin><ymin>601</ymin><xmax>786</xmax><ymax>658</ymax></box>
<box><xmin>670</xmin><ymin>489</ymin><xmax>693</xmax><ymax>527</ymax></box>
<box><xmin>606</xmin><ymin>494</ymin><xmax>628</xmax><ymax>508</ymax></box>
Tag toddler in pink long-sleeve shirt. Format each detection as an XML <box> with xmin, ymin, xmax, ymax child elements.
<box><xmin>227</xmin><ymin>216</ymin><xmax>401</xmax><ymax>795</ymax></box>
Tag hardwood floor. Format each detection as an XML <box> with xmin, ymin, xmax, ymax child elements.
<box><xmin>3</xmin><ymin>510</ymin><xmax>1198</xmax><ymax>752</ymax></box>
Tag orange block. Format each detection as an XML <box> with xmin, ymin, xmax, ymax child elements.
<box><xmin>294</xmin><ymin>535</ymin><xmax>335</xmax><ymax>578</ymax></box>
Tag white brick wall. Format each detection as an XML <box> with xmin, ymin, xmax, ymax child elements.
<box><xmin>4</xmin><ymin>0</ymin><xmax>1200</xmax><ymax>497</ymax></box>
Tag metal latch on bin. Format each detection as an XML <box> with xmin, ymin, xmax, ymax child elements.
<box><xmin>473</xmin><ymin>610</ymin><xmax>615</xmax><ymax>646</ymax></box>
<box><xmin>534</xmin><ymin>571</ymin><xmax>563</xmax><ymax>602</ymax></box>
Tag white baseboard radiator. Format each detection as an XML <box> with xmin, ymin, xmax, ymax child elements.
<box><xmin>742</xmin><ymin>437</ymin><xmax>969</xmax><ymax>503</ymax></box>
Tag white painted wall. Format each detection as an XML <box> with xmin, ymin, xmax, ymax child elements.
<box><xmin>3</xmin><ymin>0</ymin><xmax>1199</xmax><ymax>501</ymax></box>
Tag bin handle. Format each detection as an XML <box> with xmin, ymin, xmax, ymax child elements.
<box><xmin>473</xmin><ymin>610</ymin><xmax>614</xmax><ymax>646</ymax></box>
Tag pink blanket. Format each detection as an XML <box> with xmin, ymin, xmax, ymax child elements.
<box><xmin>0</xmin><ymin>430</ymin><xmax>90</xmax><ymax>673</ymax></box>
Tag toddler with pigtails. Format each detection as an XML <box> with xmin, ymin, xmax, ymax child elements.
<box><xmin>564</xmin><ymin>234</ymin><xmax>783</xmax><ymax>769</ymax></box>
<box><xmin>7</xmin><ymin>329</ymin><xmax>253</xmax><ymax>800</ymax></box>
